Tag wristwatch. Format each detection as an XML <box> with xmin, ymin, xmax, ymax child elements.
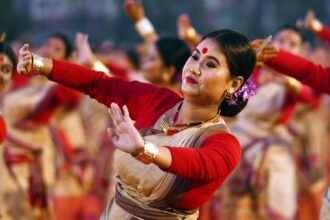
<box><xmin>133</xmin><ymin>140</ymin><xmax>159</xmax><ymax>164</ymax></box>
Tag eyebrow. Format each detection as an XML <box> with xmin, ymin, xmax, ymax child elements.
<box><xmin>194</xmin><ymin>48</ymin><xmax>220</xmax><ymax>65</ymax></box>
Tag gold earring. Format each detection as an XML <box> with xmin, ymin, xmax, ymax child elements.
<box><xmin>224</xmin><ymin>87</ymin><xmax>235</xmax><ymax>99</ymax></box>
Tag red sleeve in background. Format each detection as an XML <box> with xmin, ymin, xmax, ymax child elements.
<box><xmin>106</xmin><ymin>61</ymin><xmax>129</xmax><ymax>80</ymax></box>
<box><xmin>317</xmin><ymin>25</ymin><xmax>330</xmax><ymax>44</ymax></box>
<box><xmin>266</xmin><ymin>50</ymin><xmax>330</xmax><ymax>95</ymax></box>
<box><xmin>251</xmin><ymin>67</ymin><xmax>261</xmax><ymax>86</ymax></box>
<box><xmin>28</xmin><ymin>85</ymin><xmax>81</xmax><ymax>125</ymax></box>
<box><xmin>278</xmin><ymin>84</ymin><xmax>317</xmax><ymax>125</ymax></box>
<box><xmin>11</xmin><ymin>72</ymin><xmax>30</xmax><ymax>90</ymax></box>
<box><xmin>0</xmin><ymin>115</ymin><xmax>6</xmax><ymax>144</ymax></box>
<box><xmin>53</xmin><ymin>85</ymin><xmax>81</xmax><ymax>107</ymax></box>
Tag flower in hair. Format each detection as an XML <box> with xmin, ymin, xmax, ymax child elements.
<box><xmin>228</xmin><ymin>79</ymin><xmax>257</xmax><ymax>106</ymax></box>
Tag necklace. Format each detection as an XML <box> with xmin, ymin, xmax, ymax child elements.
<box><xmin>160</xmin><ymin>102</ymin><xmax>220</xmax><ymax>135</ymax></box>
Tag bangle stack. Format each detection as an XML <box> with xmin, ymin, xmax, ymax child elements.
<box><xmin>31</xmin><ymin>53</ymin><xmax>44</xmax><ymax>73</ymax></box>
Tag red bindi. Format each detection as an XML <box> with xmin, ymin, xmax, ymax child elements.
<box><xmin>0</xmin><ymin>55</ymin><xmax>4</xmax><ymax>62</ymax></box>
<box><xmin>202</xmin><ymin>47</ymin><xmax>208</xmax><ymax>54</ymax></box>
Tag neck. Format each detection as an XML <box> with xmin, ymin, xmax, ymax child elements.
<box><xmin>176</xmin><ymin>100</ymin><xmax>220</xmax><ymax>124</ymax></box>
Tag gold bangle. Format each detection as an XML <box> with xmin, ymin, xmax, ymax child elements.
<box><xmin>32</xmin><ymin>53</ymin><xmax>44</xmax><ymax>73</ymax></box>
<box><xmin>92</xmin><ymin>60</ymin><xmax>111</xmax><ymax>76</ymax></box>
<box><xmin>186</xmin><ymin>27</ymin><xmax>197</xmax><ymax>40</ymax></box>
<box><xmin>311</xmin><ymin>19</ymin><xmax>323</xmax><ymax>32</ymax></box>
<box><xmin>286</xmin><ymin>77</ymin><xmax>302</xmax><ymax>94</ymax></box>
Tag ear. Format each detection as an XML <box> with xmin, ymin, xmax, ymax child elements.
<box><xmin>230</xmin><ymin>76</ymin><xmax>244</xmax><ymax>92</ymax></box>
<box><xmin>162</xmin><ymin>66</ymin><xmax>176</xmax><ymax>83</ymax></box>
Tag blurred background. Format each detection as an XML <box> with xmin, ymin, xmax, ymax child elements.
<box><xmin>2</xmin><ymin>1</ymin><xmax>330</xmax><ymax>220</ymax></box>
<box><xmin>1</xmin><ymin>0</ymin><xmax>330</xmax><ymax>47</ymax></box>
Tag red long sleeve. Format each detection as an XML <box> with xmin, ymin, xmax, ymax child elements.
<box><xmin>49</xmin><ymin>60</ymin><xmax>182</xmax><ymax>128</ymax></box>
<box><xmin>266</xmin><ymin>50</ymin><xmax>330</xmax><ymax>94</ymax></box>
<box><xmin>53</xmin><ymin>85</ymin><xmax>81</xmax><ymax>107</ymax></box>
<box><xmin>167</xmin><ymin>133</ymin><xmax>241</xmax><ymax>209</ymax></box>
<box><xmin>168</xmin><ymin>133</ymin><xmax>240</xmax><ymax>181</ymax></box>
<box><xmin>317</xmin><ymin>25</ymin><xmax>330</xmax><ymax>44</ymax></box>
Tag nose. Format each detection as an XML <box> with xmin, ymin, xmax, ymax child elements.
<box><xmin>189</xmin><ymin>67</ymin><xmax>201</xmax><ymax>76</ymax></box>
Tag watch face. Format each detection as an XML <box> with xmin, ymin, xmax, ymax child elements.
<box><xmin>145</xmin><ymin>142</ymin><xmax>156</xmax><ymax>155</ymax></box>
<box><xmin>145</xmin><ymin>142</ymin><xmax>158</xmax><ymax>156</ymax></box>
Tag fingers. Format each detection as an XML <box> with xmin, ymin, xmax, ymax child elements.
<box><xmin>17</xmin><ymin>44</ymin><xmax>32</xmax><ymax>74</ymax></box>
<box><xmin>256</xmin><ymin>49</ymin><xmax>278</xmax><ymax>63</ymax></box>
<box><xmin>108</xmin><ymin>103</ymin><xmax>125</xmax><ymax>129</ymax></box>
<box><xmin>108</xmin><ymin>103</ymin><xmax>135</xmax><ymax>136</ymax></box>
<box><xmin>178</xmin><ymin>14</ymin><xmax>190</xmax><ymax>26</ymax></box>
<box><xmin>306</xmin><ymin>9</ymin><xmax>315</xmax><ymax>20</ymax></box>
<box><xmin>122</xmin><ymin>105</ymin><xmax>134</xmax><ymax>126</ymax></box>
<box><xmin>251</xmin><ymin>39</ymin><xmax>263</xmax><ymax>48</ymax></box>
<box><xmin>122</xmin><ymin>105</ymin><xmax>130</xmax><ymax>118</ymax></box>
<box><xmin>20</xmin><ymin>44</ymin><xmax>29</xmax><ymax>54</ymax></box>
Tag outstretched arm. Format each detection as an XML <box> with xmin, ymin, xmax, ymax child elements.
<box><xmin>304</xmin><ymin>9</ymin><xmax>330</xmax><ymax>44</ymax></box>
<box><xmin>266</xmin><ymin>50</ymin><xmax>330</xmax><ymax>94</ymax></box>
<box><xmin>177</xmin><ymin>14</ymin><xmax>202</xmax><ymax>47</ymax></box>
<box><xmin>16</xmin><ymin>44</ymin><xmax>164</xmax><ymax>120</ymax></box>
<box><xmin>252</xmin><ymin>40</ymin><xmax>330</xmax><ymax>94</ymax></box>
<box><xmin>123</xmin><ymin>0</ymin><xmax>158</xmax><ymax>43</ymax></box>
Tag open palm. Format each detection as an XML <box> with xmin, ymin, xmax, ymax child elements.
<box><xmin>107</xmin><ymin>103</ymin><xmax>144</xmax><ymax>155</ymax></box>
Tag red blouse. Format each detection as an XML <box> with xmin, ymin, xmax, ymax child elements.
<box><xmin>0</xmin><ymin>115</ymin><xmax>6</xmax><ymax>144</ymax></box>
<box><xmin>266</xmin><ymin>50</ymin><xmax>330</xmax><ymax>95</ymax></box>
<box><xmin>49</xmin><ymin>60</ymin><xmax>241</xmax><ymax>209</ymax></box>
<box><xmin>317</xmin><ymin>25</ymin><xmax>330</xmax><ymax>44</ymax></box>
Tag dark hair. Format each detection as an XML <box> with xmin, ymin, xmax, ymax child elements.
<box><xmin>0</xmin><ymin>42</ymin><xmax>16</xmax><ymax>69</ymax></box>
<box><xmin>155</xmin><ymin>37</ymin><xmax>191</xmax><ymax>83</ymax></box>
<box><xmin>49</xmin><ymin>32</ymin><xmax>73</xmax><ymax>58</ymax></box>
<box><xmin>202</xmin><ymin>29</ymin><xmax>256</xmax><ymax>117</ymax></box>
<box><xmin>126</xmin><ymin>47</ymin><xmax>141</xmax><ymax>70</ymax></box>
<box><xmin>275</xmin><ymin>25</ymin><xmax>305</xmax><ymax>43</ymax></box>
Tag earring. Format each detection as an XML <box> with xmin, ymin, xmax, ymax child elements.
<box><xmin>224</xmin><ymin>87</ymin><xmax>235</xmax><ymax>99</ymax></box>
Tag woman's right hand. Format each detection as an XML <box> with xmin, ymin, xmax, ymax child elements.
<box><xmin>17</xmin><ymin>44</ymin><xmax>33</xmax><ymax>75</ymax></box>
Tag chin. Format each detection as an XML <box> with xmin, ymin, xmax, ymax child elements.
<box><xmin>181</xmin><ymin>85</ymin><xmax>199</xmax><ymax>97</ymax></box>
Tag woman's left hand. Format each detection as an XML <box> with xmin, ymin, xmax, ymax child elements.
<box><xmin>107</xmin><ymin>103</ymin><xmax>144</xmax><ymax>155</ymax></box>
<box><xmin>251</xmin><ymin>39</ymin><xmax>279</xmax><ymax>65</ymax></box>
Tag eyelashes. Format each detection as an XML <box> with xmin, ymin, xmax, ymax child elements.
<box><xmin>190</xmin><ymin>55</ymin><xmax>217</xmax><ymax>69</ymax></box>
<box><xmin>191</xmin><ymin>54</ymin><xmax>198</xmax><ymax>61</ymax></box>
<box><xmin>205</xmin><ymin>62</ymin><xmax>216</xmax><ymax>68</ymax></box>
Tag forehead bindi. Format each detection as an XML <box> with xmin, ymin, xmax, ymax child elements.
<box><xmin>0</xmin><ymin>55</ymin><xmax>4</xmax><ymax>62</ymax></box>
<box><xmin>202</xmin><ymin>47</ymin><xmax>208</xmax><ymax>54</ymax></box>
